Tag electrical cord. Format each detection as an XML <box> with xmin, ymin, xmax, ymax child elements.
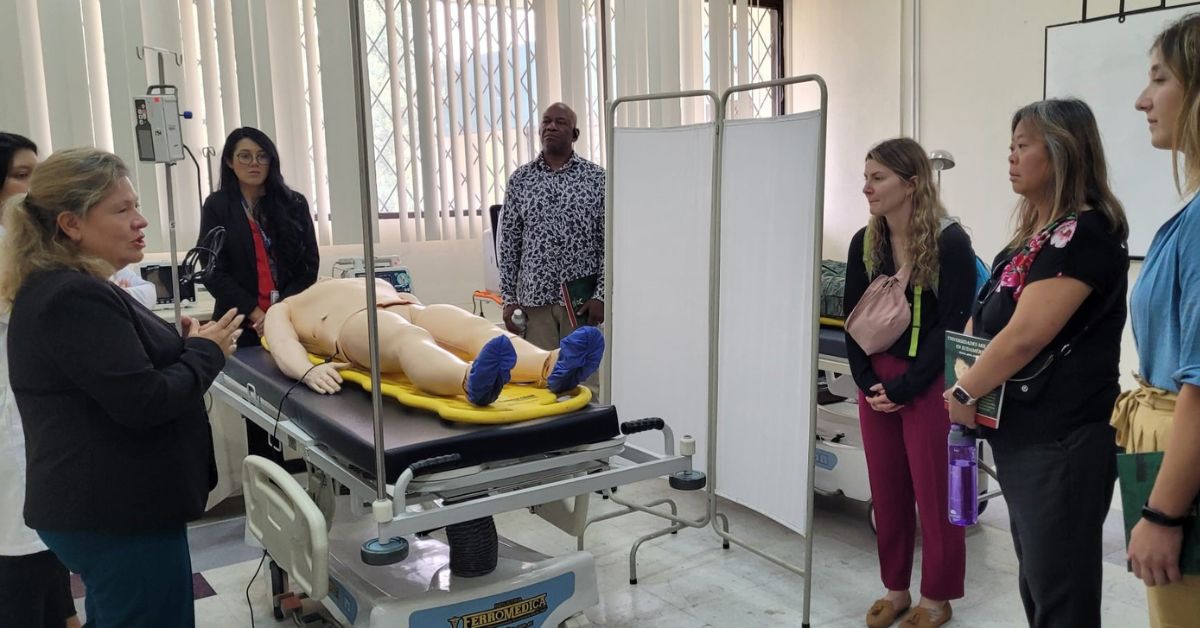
<box><xmin>270</xmin><ymin>361</ymin><xmax>326</xmax><ymax>453</ymax></box>
<box><xmin>182</xmin><ymin>144</ymin><xmax>205</xmax><ymax>212</ymax></box>
<box><xmin>183</xmin><ymin>225</ymin><xmax>226</xmax><ymax>286</ymax></box>
<box><xmin>246</xmin><ymin>550</ymin><xmax>268</xmax><ymax>628</ymax></box>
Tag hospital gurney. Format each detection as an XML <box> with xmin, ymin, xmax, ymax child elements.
<box><xmin>815</xmin><ymin>320</ymin><xmax>1000</xmax><ymax>531</ymax></box>
<box><xmin>211</xmin><ymin>347</ymin><xmax>703</xmax><ymax>627</ymax></box>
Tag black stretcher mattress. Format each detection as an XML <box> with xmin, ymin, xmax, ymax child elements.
<box><xmin>223</xmin><ymin>348</ymin><xmax>620</xmax><ymax>483</ymax></box>
<box><xmin>819</xmin><ymin>325</ymin><xmax>847</xmax><ymax>359</ymax></box>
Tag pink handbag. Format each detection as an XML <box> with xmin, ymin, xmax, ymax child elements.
<box><xmin>844</xmin><ymin>265</ymin><xmax>912</xmax><ymax>355</ymax></box>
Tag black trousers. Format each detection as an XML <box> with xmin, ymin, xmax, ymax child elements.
<box><xmin>990</xmin><ymin>421</ymin><xmax>1118</xmax><ymax>628</ymax></box>
<box><xmin>0</xmin><ymin>550</ymin><xmax>76</xmax><ymax>628</ymax></box>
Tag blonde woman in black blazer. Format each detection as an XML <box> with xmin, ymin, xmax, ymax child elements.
<box><xmin>1</xmin><ymin>148</ymin><xmax>242</xmax><ymax>628</ymax></box>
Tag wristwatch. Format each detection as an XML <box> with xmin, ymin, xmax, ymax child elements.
<box><xmin>951</xmin><ymin>384</ymin><xmax>977</xmax><ymax>407</ymax></box>
<box><xmin>1141</xmin><ymin>502</ymin><xmax>1188</xmax><ymax>527</ymax></box>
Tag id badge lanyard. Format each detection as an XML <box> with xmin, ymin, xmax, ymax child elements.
<box><xmin>243</xmin><ymin>197</ymin><xmax>280</xmax><ymax>304</ymax></box>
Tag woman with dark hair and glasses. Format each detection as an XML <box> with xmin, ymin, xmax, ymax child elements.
<box><xmin>199</xmin><ymin>128</ymin><xmax>318</xmax><ymax>470</ymax></box>
<box><xmin>198</xmin><ymin>127</ymin><xmax>319</xmax><ymax>348</ymax></box>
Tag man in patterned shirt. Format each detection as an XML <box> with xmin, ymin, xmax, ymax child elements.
<box><xmin>500</xmin><ymin>102</ymin><xmax>606</xmax><ymax>351</ymax></box>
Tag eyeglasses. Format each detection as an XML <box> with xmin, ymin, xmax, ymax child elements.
<box><xmin>235</xmin><ymin>152</ymin><xmax>272</xmax><ymax>166</ymax></box>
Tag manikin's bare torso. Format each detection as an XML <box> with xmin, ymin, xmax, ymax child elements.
<box><xmin>282</xmin><ymin>278</ymin><xmax>419</xmax><ymax>357</ymax></box>
<box><xmin>265</xmin><ymin>278</ymin><xmax>561</xmax><ymax>396</ymax></box>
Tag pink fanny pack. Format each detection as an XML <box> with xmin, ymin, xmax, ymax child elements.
<box><xmin>844</xmin><ymin>265</ymin><xmax>911</xmax><ymax>355</ymax></box>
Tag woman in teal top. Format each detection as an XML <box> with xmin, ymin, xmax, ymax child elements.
<box><xmin>1116</xmin><ymin>13</ymin><xmax>1200</xmax><ymax>627</ymax></box>
<box><xmin>1131</xmin><ymin>197</ymin><xmax>1200</xmax><ymax>393</ymax></box>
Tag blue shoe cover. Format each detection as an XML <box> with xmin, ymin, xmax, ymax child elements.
<box><xmin>466</xmin><ymin>335</ymin><xmax>516</xmax><ymax>406</ymax></box>
<box><xmin>548</xmin><ymin>326</ymin><xmax>605</xmax><ymax>394</ymax></box>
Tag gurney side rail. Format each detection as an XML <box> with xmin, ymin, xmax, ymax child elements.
<box><xmin>380</xmin><ymin>447</ymin><xmax>689</xmax><ymax>538</ymax></box>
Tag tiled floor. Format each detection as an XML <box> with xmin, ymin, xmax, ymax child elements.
<box><xmin>71</xmin><ymin>480</ymin><xmax>1151</xmax><ymax>627</ymax></box>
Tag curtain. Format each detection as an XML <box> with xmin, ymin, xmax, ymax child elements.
<box><xmin>0</xmin><ymin>0</ymin><xmax>782</xmax><ymax>252</ymax></box>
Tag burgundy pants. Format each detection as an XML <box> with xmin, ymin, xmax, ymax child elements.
<box><xmin>857</xmin><ymin>352</ymin><xmax>966</xmax><ymax>600</ymax></box>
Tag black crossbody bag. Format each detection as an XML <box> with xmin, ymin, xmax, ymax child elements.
<box><xmin>972</xmin><ymin>255</ymin><xmax>1123</xmax><ymax>402</ymax></box>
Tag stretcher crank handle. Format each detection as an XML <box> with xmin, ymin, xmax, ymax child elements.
<box><xmin>409</xmin><ymin>453</ymin><xmax>463</xmax><ymax>474</ymax></box>
<box><xmin>396</xmin><ymin>453</ymin><xmax>464</xmax><ymax>491</ymax></box>
<box><xmin>389</xmin><ymin>453</ymin><xmax>465</xmax><ymax>522</ymax></box>
<box><xmin>621</xmin><ymin>417</ymin><xmax>665</xmax><ymax>434</ymax></box>
<box><xmin>620</xmin><ymin>417</ymin><xmax>674</xmax><ymax>454</ymax></box>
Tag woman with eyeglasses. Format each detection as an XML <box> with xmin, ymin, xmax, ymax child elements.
<box><xmin>198</xmin><ymin>128</ymin><xmax>318</xmax><ymax>471</ymax></box>
<box><xmin>198</xmin><ymin>127</ymin><xmax>318</xmax><ymax>348</ymax></box>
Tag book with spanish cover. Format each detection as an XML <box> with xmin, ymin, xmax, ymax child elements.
<box><xmin>561</xmin><ymin>274</ymin><xmax>598</xmax><ymax>329</ymax></box>
<box><xmin>944</xmin><ymin>331</ymin><xmax>1004</xmax><ymax>428</ymax></box>
<box><xmin>1117</xmin><ymin>451</ymin><xmax>1200</xmax><ymax>575</ymax></box>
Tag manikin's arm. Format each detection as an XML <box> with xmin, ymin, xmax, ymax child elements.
<box><xmin>263</xmin><ymin>301</ymin><xmax>347</xmax><ymax>394</ymax></box>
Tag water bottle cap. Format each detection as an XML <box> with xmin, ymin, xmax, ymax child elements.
<box><xmin>948</xmin><ymin>424</ymin><xmax>976</xmax><ymax>444</ymax></box>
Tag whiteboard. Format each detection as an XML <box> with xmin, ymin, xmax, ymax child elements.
<box><xmin>1045</xmin><ymin>3</ymin><xmax>1200</xmax><ymax>257</ymax></box>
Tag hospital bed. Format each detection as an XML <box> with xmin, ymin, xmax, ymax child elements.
<box><xmin>815</xmin><ymin>320</ymin><xmax>999</xmax><ymax>531</ymax></box>
<box><xmin>210</xmin><ymin>347</ymin><xmax>702</xmax><ymax>627</ymax></box>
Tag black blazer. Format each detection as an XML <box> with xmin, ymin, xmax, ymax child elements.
<box><xmin>198</xmin><ymin>188</ymin><xmax>319</xmax><ymax>345</ymax></box>
<box><xmin>8</xmin><ymin>270</ymin><xmax>226</xmax><ymax>533</ymax></box>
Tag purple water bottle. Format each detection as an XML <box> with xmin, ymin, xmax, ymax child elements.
<box><xmin>947</xmin><ymin>425</ymin><xmax>978</xmax><ymax>526</ymax></box>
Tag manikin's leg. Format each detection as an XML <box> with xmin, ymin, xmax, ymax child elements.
<box><xmin>337</xmin><ymin>308</ymin><xmax>513</xmax><ymax>404</ymax></box>
<box><xmin>380</xmin><ymin>303</ymin><xmax>604</xmax><ymax>394</ymax></box>
<box><xmin>392</xmin><ymin>303</ymin><xmax>555</xmax><ymax>385</ymax></box>
<box><xmin>338</xmin><ymin>309</ymin><xmax>467</xmax><ymax>395</ymax></box>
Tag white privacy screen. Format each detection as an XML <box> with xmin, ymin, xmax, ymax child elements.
<box><xmin>715</xmin><ymin>112</ymin><xmax>822</xmax><ymax>533</ymax></box>
<box><xmin>609</xmin><ymin>123</ymin><xmax>716</xmax><ymax>470</ymax></box>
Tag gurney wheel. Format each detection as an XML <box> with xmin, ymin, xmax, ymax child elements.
<box><xmin>361</xmin><ymin>537</ymin><xmax>409</xmax><ymax>566</ymax></box>
<box><xmin>668</xmin><ymin>470</ymin><xmax>706</xmax><ymax>491</ymax></box>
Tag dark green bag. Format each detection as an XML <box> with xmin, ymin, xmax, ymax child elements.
<box><xmin>820</xmin><ymin>260</ymin><xmax>846</xmax><ymax>318</ymax></box>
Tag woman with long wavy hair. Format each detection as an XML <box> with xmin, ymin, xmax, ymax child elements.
<box><xmin>844</xmin><ymin>137</ymin><xmax>977</xmax><ymax>628</ymax></box>
<box><xmin>1117</xmin><ymin>13</ymin><xmax>1200</xmax><ymax>627</ymax></box>
<box><xmin>947</xmin><ymin>99</ymin><xmax>1130</xmax><ymax>628</ymax></box>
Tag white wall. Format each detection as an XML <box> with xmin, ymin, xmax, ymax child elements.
<box><xmin>315</xmin><ymin>239</ymin><xmax>486</xmax><ymax>311</ymax></box>
<box><xmin>786</xmin><ymin>0</ymin><xmax>902</xmax><ymax>261</ymax></box>
<box><xmin>140</xmin><ymin>238</ymin><xmax>487</xmax><ymax>313</ymax></box>
<box><xmin>787</xmin><ymin>0</ymin><xmax>1154</xmax><ymax>389</ymax></box>
<box><xmin>787</xmin><ymin>0</ymin><xmax>1081</xmax><ymax>262</ymax></box>
<box><xmin>919</xmin><ymin>0</ymin><xmax>1081</xmax><ymax>264</ymax></box>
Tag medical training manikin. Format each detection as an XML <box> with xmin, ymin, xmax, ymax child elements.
<box><xmin>262</xmin><ymin>278</ymin><xmax>604</xmax><ymax>406</ymax></box>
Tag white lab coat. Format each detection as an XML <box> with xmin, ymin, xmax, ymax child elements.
<box><xmin>0</xmin><ymin>308</ymin><xmax>47</xmax><ymax>555</ymax></box>
<box><xmin>0</xmin><ymin>225</ymin><xmax>45</xmax><ymax>555</ymax></box>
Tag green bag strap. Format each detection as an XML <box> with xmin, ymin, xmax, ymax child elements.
<box><xmin>908</xmin><ymin>285</ymin><xmax>922</xmax><ymax>357</ymax></box>
<box><xmin>862</xmin><ymin>227</ymin><xmax>874</xmax><ymax>276</ymax></box>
